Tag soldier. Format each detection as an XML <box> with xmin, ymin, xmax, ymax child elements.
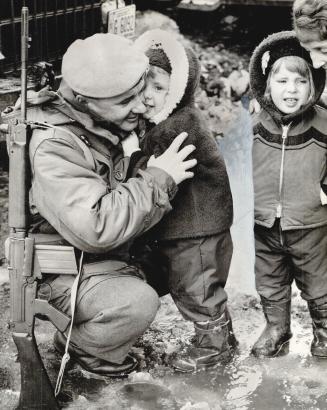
<box><xmin>28</xmin><ymin>33</ymin><xmax>196</xmax><ymax>378</ymax></box>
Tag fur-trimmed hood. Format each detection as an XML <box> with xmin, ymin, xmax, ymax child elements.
<box><xmin>250</xmin><ymin>30</ymin><xmax>326</xmax><ymax>124</ymax></box>
<box><xmin>134</xmin><ymin>29</ymin><xmax>200</xmax><ymax>124</ymax></box>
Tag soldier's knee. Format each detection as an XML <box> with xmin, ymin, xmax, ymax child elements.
<box><xmin>75</xmin><ymin>277</ymin><xmax>160</xmax><ymax>347</ymax></box>
<box><xmin>131</xmin><ymin>282</ymin><xmax>160</xmax><ymax>327</ymax></box>
<box><xmin>97</xmin><ymin>281</ymin><xmax>159</xmax><ymax>344</ymax></box>
<box><xmin>115</xmin><ymin>281</ymin><xmax>160</xmax><ymax>341</ymax></box>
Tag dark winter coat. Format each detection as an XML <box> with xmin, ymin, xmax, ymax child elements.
<box><xmin>139</xmin><ymin>46</ymin><xmax>233</xmax><ymax>241</ymax></box>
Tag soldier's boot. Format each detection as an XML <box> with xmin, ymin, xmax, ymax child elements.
<box><xmin>172</xmin><ymin>309</ymin><xmax>238</xmax><ymax>373</ymax></box>
<box><xmin>54</xmin><ymin>331</ymin><xmax>138</xmax><ymax>378</ymax></box>
<box><xmin>308</xmin><ymin>302</ymin><xmax>327</xmax><ymax>358</ymax></box>
<box><xmin>251</xmin><ymin>298</ymin><xmax>292</xmax><ymax>358</ymax></box>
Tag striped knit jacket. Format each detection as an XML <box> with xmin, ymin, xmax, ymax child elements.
<box><xmin>250</xmin><ymin>31</ymin><xmax>327</xmax><ymax>230</ymax></box>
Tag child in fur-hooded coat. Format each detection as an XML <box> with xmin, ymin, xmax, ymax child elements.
<box><xmin>131</xmin><ymin>30</ymin><xmax>237</xmax><ymax>356</ymax></box>
<box><xmin>249</xmin><ymin>31</ymin><xmax>327</xmax><ymax>359</ymax></box>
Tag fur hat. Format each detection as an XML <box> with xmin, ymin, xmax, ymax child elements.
<box><xmin>135</xmin><ymin>29</ymin><xmax>200</xmax><ymax>124</ymax></box>
<box><xmin>250</xmin><ymin>30</ymin><xmax>326</xmax><ymax>122</ymax></box>
<box><xmin>62</xmin><ymin>33</ymin><xmax>149</xmax><ymax>98</ymax></box>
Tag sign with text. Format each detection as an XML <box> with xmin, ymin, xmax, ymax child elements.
<box><xmin>107</xmin><ymin>5</ymin><xmax>136</xmax><ymax>39</ymax></box>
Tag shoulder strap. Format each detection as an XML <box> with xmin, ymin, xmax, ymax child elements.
<box><xmin>31</xmin><ymin>121</ymin><xmax>96</xmax><ymax>169</ymax></box>
<box><xmin>61</xmin><ymin>123</ymin><xmax>96</xmax><ymax>168</ymax></box>
<box><xmin>65</xmin><ymin>123</ymin><xmax>112</xmax><ymax>168</ymax></box>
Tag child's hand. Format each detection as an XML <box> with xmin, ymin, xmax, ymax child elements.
<box><xmin>121</xmin><ymin>131</ymin><xmax>140</xmax><ymax>157</ymax></box>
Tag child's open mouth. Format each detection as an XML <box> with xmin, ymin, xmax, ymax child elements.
<box><xmin>284</xmin><ymin>98</ymin><xmax>298</xmax><ymax>107</ymax></box>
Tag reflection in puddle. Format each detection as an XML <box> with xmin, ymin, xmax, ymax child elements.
<box><xmin>224</xmin><ymin>363</ymin><xmax>262</xmax><ymax>410</ymax></box>
<box><xmin>62</xmin><ymin>292</ymin><xmax>327</xmax><ymax>409</ymax></box>
<box><xmin>118</xmin><ymin>381</ymin><xmax>178</xmax><ymax>410</ymax></box>
<box><xmin>137</xmin><ymin>347</ymin><xmax>327</xmax><ymax>410</ymax></box>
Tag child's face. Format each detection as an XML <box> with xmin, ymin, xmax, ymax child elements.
<box><xmin>143</xmin><ymin>65</ymin><xmax>170</xmax><ymax>120</ymax></box>
<box><xmin>269</xmin><ymin>62</ymin><xmax>311</xmax><ymax>114</ymax></box>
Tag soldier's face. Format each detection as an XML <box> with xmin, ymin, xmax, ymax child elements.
<box><xmin>84</xmin><ymin>77</ymin><xmax>147</xmax><ymax>133</ymax></box>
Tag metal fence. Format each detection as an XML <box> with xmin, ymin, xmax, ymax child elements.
<box><xmin>0</xmin><ymin>0</ymin><xmax>103</xmax><ymax>74</ymax></box>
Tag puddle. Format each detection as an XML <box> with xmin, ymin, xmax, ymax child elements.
<box><xmin>132</xmin><ymin>347</ymin><xmax>327</xmax><ymax>410</ymax></box>
<box><xmin>118</xmin><ymin>381</ymin><xmax>178</xmax><ymax>409</ymax></box>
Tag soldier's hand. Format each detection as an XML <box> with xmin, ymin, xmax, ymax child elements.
<box><xmin>147</xmin><ymin>132</ymin><xmax>196</xmax><ymax>185</ymax></box>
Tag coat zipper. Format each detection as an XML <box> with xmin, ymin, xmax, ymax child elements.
<box><xmin>277</xmin><ymin>122</ymin><xmax>292</xmax><ymax>219</ymax></box>
<box><xmin>277</xmin><ymin>122</ymin><xmax>291</xmax><ymax>246</ymax></box>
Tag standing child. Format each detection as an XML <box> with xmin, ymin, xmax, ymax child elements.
<box><xmin>130</xmin><ymin>29</ymin><xmax>237</xmax><ymax>372</ymax></box>
<box><xmin>249</xmin><ymin>31</ymin><xmax>327</xmax><ymax>358</ymax></box>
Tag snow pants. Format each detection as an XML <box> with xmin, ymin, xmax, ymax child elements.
<box><xmin>254</xmin><ymin>220</ymin><xmax>327</xmax><ymax>304</ymax></box>
<box><xmin>158</xmin><ymin>230</ymin><xmax>233</xmax><ymax>323</ymax></box>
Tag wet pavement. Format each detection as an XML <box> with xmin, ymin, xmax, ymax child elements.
<box><xmin>1</xmin><ymin>267</ymin><xmax>327</xmax><ymax>410</ymax></box>
<box><xmin>55</xmin><ymin>296</ymin><xmax>327</xmax><ymax>410</ymax></box>
<box><xmin>58</xmin><ymin>293</ymin><xmax>327</xmax><ymax>410</ymax></box>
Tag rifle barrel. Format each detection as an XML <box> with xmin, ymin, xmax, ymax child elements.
<box><xmin>21</xmin><ymin>7</ymin><xmax>29</xmax><ymax>122</ymax></box>
<box><xmin>8</xmin><ymin>7</ymin><xmax>30</xmax><ymax>230</ymax></box>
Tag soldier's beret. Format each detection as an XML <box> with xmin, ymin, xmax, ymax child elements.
<box><xmin>62</xmin><ymin>33</ymin><xmax>149</xmax><ymax>98</ymax></box>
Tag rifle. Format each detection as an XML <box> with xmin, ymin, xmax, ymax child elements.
<box><xmin>1</xmin><ymin>7</ymin><xmax>78</xmax><ymax>409</ymax></box>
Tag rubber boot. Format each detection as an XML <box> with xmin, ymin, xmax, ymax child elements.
<box><xmin>54</xmin><ymin>331</ymin><xmax>138</xmax><ymax>378</ymax></box>
<box><xmin>308</xmin><ymin>302</ymin><xmax>327</xmax><ymax>358</ymax></box>
<box><xmin>251</xmin><ymin>298</ymin><xmax>292</xmax><ymax>358</ymax></box>
<box><xmin>172</xmin><ymin>309</ymin><xmax>238</xmax><ymax>373</ymax></box>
